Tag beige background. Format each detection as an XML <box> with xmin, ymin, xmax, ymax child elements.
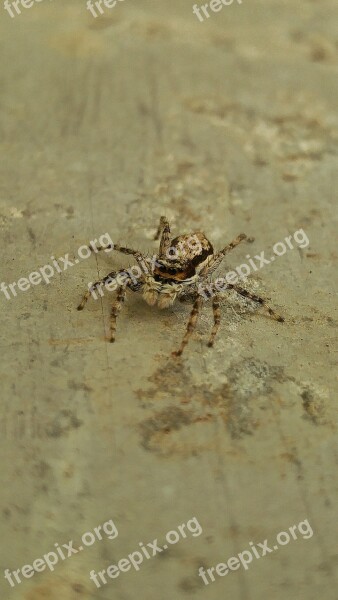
<box><xmin>0</xmin><ymin>0</ymin><xmax>337</xmax><ymax>599</ymax></box>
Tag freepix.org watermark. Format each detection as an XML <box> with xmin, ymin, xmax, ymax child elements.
<box><xmin>89</xmin><ymin>516</ymin><xmax>202</xmax><ymax>589</ymax></box>
<box><xmin>86</xmin><ymin>0</ymin><xmax>125</xmax><ymax>18</ymax></box>
<box><xmin>85</xmin><ymin>233</ymin><xmax>203</xmax><ymax>302</ymax></box>
<box><xmin>4</xmin><ymin>519</ymin><xmax>118</xmax><ymax>588</ymax></box>
<box><xmin>0</xmin><ymin>232</ymin><xmax>113</xmax><ymax>300</ymax></box>
<box><xmin>85</xmin><ymin>228</ymin><xmax>309</xmax><ymax>303</ymax></box>
<box><xmin>3</xmin><ymin>0</ymin><xmax>52</xmax><ymax>18</ymax></box>
<box><xmin>193</xmin><ymin>0</ymin><xmax>242</xmax><ymax>23</ymax></box>
<box><xmin>198</xmin><ymin>519</ymin><xmax>313</xmax><ymax>586</ymax></box>
<box><xmin>198</xmin><ymin>228</ymin><xmax>309</xmax><ymax>300</ymax></box>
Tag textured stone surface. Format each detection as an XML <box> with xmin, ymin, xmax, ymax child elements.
<box><xmin>0</xmin><ymin>1</ymin><xmax>337</xmax><ymax>598</ymax></box>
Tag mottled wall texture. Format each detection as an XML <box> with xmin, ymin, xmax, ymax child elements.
<box><xmin>0</xmin><ymin>1</ymin><xmax>337</xmax><ymax>599</ymax></box>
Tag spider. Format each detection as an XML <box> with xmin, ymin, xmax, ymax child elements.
<box><xmin>77</xmin><ymin>216</ymin><xmax>284</xmax><ymax>356</ymax></box>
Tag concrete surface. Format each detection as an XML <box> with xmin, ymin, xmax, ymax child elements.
<box><xmin>0</xmin><ymin>0</ymin><xmax>337</xmax><ymax>599</ymax></box>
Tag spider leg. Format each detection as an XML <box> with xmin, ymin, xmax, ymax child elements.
<box><xmin>207</xmin><ymin>295</ymin><xmax>221</xmax><ymax>347</ymax></box>
<box><xmin>172</xmin><ymin>296</ymin><xmax>203</xmax><ymax>357</ymax></box>
<box><xmin>227</xmin><ymin>284</ymin><xmax>284</xmax><ymax>322</ymax></box>
<box><xmin>200</xmin><ymin>233</ymin><xmax>247</xmax><ymax>276</ymax></box>
<box><xmin>77</xmin><ymin>271</ymin><xmax>117</xmax><ymax>311</ymax></box>
<box><xmin>113</xmin><ymin>244</ymin><xmax>150</xmax><ymax>275</ymax></box>
<box><xmin>90</xmin><ymin>244</ymin><xmax>113</xmax><ymax>252</ymax></box>
<box><xmin>76</xmin><ymin>242</ymin><xmax>114</xmax><ymax>257</ymax></box>
<box><xmin>109</xmin><ymin>286</ymin><xmax>127</xmax><ymax>343</ymax></box>
<box><xmin>82</xmin><ymin>239</ymin><xmax>151</xmax><ymax>279</ymax></box>
<box><xmin>154</xmin><ymin>216</ymin><xmax>171</xmax><ymax>258</ymax></box>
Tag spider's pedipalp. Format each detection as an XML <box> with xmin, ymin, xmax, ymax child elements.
<box><xmin>142</xmin><ymin>276</ymin><xmax>161</xmax><ymax>306</ymax></box>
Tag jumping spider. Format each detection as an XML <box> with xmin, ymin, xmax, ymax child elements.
<box><xmin>77</xmin><ymin>217</ymin><xmax>284</xmax><ymax>356</ymax></box>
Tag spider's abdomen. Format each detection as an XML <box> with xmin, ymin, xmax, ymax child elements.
<box><xmin>154</xmin><ymin>232</ymin><xmax>213</xmax><ymax>282</ymax></box>
<box><xmin>171</xmin><ymin>232</ymin><xmax>213</xmax><ymax>269</ymax></box>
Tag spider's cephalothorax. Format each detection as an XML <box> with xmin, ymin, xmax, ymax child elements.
<box><xmin>77</xmin><ymin>216</ymin><xmax>284</xmax><ymax>356</ymax></box>
<box><xmin>142</xmin><ymin>231</ymin><xmax>214</xmax><ymax>309</ymax></box>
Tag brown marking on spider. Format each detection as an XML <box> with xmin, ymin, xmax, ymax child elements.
<box><xmin>77</xmin><ymin>216</ymin><xmax>284</xmax><ymax>356</ymax></box>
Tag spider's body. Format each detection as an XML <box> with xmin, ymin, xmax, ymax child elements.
<box><xmin>77</xmin><ymin>217</ymin><xmax>284</xmax><ymax>356</ymax></box>
<box><xmin>143</xmin><ymin>231</ymin><xmax>213</xmax><ymax>309</ymax></box>
<box><xmin>153</xmin><ymin>232</ymin><xmax>213</xmax><ymax>279</ymax></box>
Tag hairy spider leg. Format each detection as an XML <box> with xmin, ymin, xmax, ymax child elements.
<box><xmin>227</xmin><ymin>284</ymin><xmax>284</xmax><ymax>322</ymax></box>
<box><xmin>88</xmin><ymin>243</ymin><xmax>113</xmax><ymax>253</ymax></box>
<box><xmin>110</xmin><ymin>286</ymin><xmax>127</xmax><ymax>342</ymax></box>
<box><xmin>154</xmin><ymin>216</ymin><xmax>171</xmax><ymax>258</ymax></box>
<box><xmin>208</xmin><ymin>295</ymin><xmax>221</xmax><ymax>347</ymax></box>
<box><xmin>112</xmin><ymin>244</ymin><xmax>150</xmax><ymax>275</ymax></box>
<box><xmin>172</xmin><ymin>296</ymin><xmax>203</xmax><ymax>357</ymax></box>
<box><xmin>77</xmin><ymin>271</ymin><xmax>118</xmax><ymax>311</ymax></box>
<box><xmin>200</xmin><ymin>233</ymin><xmax>247</xmax><ymax>276</ymax></box>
